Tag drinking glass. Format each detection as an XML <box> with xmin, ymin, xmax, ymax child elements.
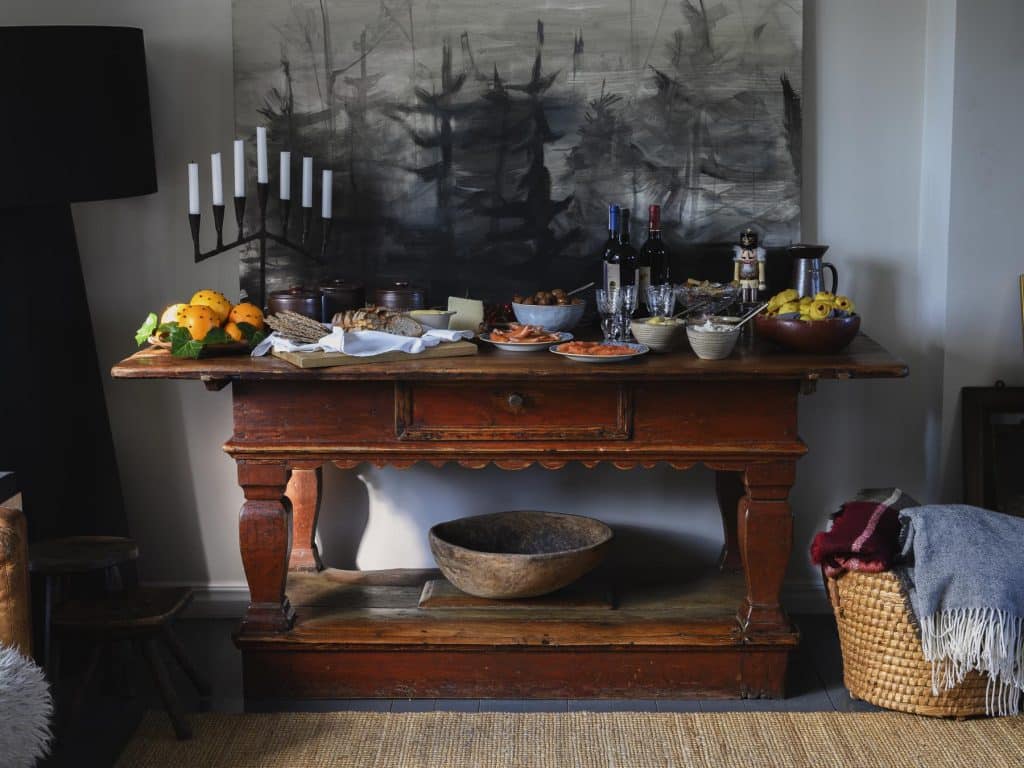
<box><xmin>618</xmin><ymin>285</ymin><xmax>638</xmax><ymax>341</ymax></box>
<box><xmin>645</xmin><ymin>283</ymin><xmax>675</xmax><ymax>318</ymax></box>
<box><xmin>595</xmin><ymin>287</ymin><xmax>622</xmax><ymax>342</ymax></box>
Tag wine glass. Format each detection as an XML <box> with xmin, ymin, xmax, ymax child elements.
<box><xmin>595</xmin><ymin>288</ymin><xmax>622</xmax><ymax>342</ymax></box>
<box><xmin>618</xmin><ymin>284</ymin><xmax>638</xmax><ymax>340</ymax></box>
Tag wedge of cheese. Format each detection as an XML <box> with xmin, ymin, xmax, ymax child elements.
<box><xmin>447</xmin><ymin>296</ymin><xmax>484</xmax><ymax>332</ymax></box>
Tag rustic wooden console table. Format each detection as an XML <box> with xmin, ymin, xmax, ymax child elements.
<box><xmin>113</xmin><ymin>335</ymin><xmax>906</xmax><ymax>701</ymax></box>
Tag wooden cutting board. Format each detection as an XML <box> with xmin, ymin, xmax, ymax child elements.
<box><xmin>273</xmin><ymin>340</ymin><xmax>478</xmax><ymax>369</ymax></box>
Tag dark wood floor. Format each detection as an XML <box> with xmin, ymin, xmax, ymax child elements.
<box><xmin>42</xmin><ymin>613</ymin><xmax>874</xmax><ymax>767</ymax></box>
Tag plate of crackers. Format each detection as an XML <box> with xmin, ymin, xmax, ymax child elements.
<box><xmin>479</xmin><ymin>324</ymin><xmax>573</xmax><ymax>352</ymax></box>
<box><xmin>549</xmin><ymin>340</ymin><xmax>650</xmax><ymax>363</ymax></box>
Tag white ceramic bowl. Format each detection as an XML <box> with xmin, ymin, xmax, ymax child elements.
<box><xmin>408</xmin><ymin>309</ymin><xmax>455</xmax><ymax>330</ymax></box>
<box><xmin>686</xmin><ymin>322</ymin><xmax>741</xmax><ymax>360</ymax></box>
<box><xmin>630</xmin><ymin>318</ymin><xmax>686</xmax><ymax>353</ymax></box>
<box><xmin>512</xmin><ymin>301</ymin><xmax>586</xmax><ymax>332</ymax></box>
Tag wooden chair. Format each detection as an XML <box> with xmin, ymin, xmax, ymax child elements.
<box><xmin>53</xmin><ymin>586</ymin><xmax>209</xmax><ymax>740</ymax></box>
<box><xmin>28</xmin><ymin>536</ymin><xmax>139</xmax><ymax>681</ymax></box>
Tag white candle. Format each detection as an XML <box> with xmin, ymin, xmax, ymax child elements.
<box><xmin>301</xmin><ymin>157</ymin><xmax>313</xmax><ymax>208</ymax></box>
<box><xmin>321</xmin><ymin>169</ymin><xmax>333</xmax><ymax>219</ymax></box>
<box><xmin>187</xmin><ymin>162</ymin><xmax>200</xmax><ymax>215</ymax></box>
<box><xmin>279</xmin><ymin>151</ymin><xmax>291</xmax><ymax>200</ymax></box>
<box><xmin>210</xmin><ymin>152</ymin><xmax>224</xmax><ymax>206</ymax></box>
<box><xmin>256</xmin><ymin>126</ymin><xmax>268</xmax><ymax>184</ymax></box>
<box><xmin>233</xmin><ymin>139</ymin><xmax>245</xmax><ymax>198</ymax></box>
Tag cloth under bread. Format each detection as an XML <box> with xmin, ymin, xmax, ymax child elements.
<box><xmin>252</xmin><ymin>327</ymin><xmax>473</xmax><ymax>358</ymax></box>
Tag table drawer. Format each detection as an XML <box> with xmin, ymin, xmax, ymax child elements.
<box><xmin>395</xmin><ymin>382</ymin><xmax>632</xmax><ymax>441</ymax></box>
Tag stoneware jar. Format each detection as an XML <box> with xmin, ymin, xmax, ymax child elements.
<box><xmin>374</xmin><ymin>281</ymin><xmax>427</xmax><ymax>312</ymax></box>
<box><xmin>266</xmin><ymin>286</ymin><xmax>321</xmax><ymax>319</ymax></box>
<box><xmin>319</xmin><ymin>279</ymin><xmax>366</xmax><ymax>322</ymax></box>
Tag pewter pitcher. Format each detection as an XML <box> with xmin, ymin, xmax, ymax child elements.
<box><xmin>790</xmin><ymin>244</ymin><xmax>838</xmax><ymax>298</ymax></box>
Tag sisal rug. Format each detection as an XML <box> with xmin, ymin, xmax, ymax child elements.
<box><xmin>117</xmin><ymin>711</ymin><xmax>1024</xmax><ymax>768</ymax></box>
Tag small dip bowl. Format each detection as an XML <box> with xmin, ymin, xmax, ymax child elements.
<box><xmin>429</xmin><ymin>510</ymin><xmax>613</xmax><ymax>599</ymax></box>
<box><xmin>408</xmin><ymin>309</ymin><xmax>456</xmax><ymax>330</ymax></box>
<box><xmin>630</xmin><ymin>316</ymin><xmax>685</xmax><ymax>353</ymax></box>
<box><xmin>686</xmin><ymin>319</ymin><xmax>741</xmax><ymax>360</ymax></box>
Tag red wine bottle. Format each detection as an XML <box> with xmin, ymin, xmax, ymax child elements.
<box><xmin>601</xmin><ymin>204</ymin><xmax>622</xmax><ymax>291</ymax></box>
<box><xmin>641</xmin><ymin>204</ymin><xmax>670</xmax><ymax>285</ymax></box>
<box><xmin>614</xmin><ymin>208</ymin><xmax>638</xmax><ymax>287</ymax></box>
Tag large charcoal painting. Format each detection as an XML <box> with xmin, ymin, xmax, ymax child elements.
<box><xmin>233</xmin><ymin>0</ymin><xmax>802</xmax><ymax>303</ymax></box>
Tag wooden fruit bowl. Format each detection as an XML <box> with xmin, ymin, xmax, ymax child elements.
<box><xmin>755</xmin><ymin>314</ymin><xmax>861</xmax><ymax>354</ymax></box>
<box><xmin>147</xmin><ymin>335</ymin><xmax>250</xmax><ymax>357</ymax></box>
<box><xmin>429</xmin><ymin>510</ymin><xmax>612</xmax><ymax>599</ymax></box>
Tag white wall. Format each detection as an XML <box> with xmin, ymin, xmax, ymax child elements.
<box><xmin>939</xmin><ymin>0</ymin><xmax>1024</xmax><ymax>499</ymax></box>
<box><xmin>7</xmin><ymin>0</ymin><xmax>997</xmax><ymax>610</ymax></box>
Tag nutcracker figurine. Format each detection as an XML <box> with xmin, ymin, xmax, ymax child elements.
<box><xmin>733</xmin><ymin>227</ymin><xmax>766</xmax><ymax>303</ymax></box>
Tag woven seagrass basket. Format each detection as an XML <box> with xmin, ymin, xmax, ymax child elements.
<box><xmin>826</xmin><ymin>570</ymin><xmax>990</xmax><ymax>717</ymax></box>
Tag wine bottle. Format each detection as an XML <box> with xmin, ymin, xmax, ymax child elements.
<box><xmin>601</xmin><ymin>204</ymin><xmax>622</xmax><ymax>292</ymax></box>
<box><xmin>636</xmin><ymin>210</ymin><xmax>653</xmax><ymax>299</ymax></box>
<box><xmin>641</xmin><ymin>204</ymin><xmax>670</xmax><ymax>285</ymax></box>
<box><xmin>615</xmin><ymin>208</ymin><xmax>638</xmax><ymax>287</ymax></box>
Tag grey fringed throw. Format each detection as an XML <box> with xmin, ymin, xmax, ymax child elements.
<box><xmin>898</xmin><ymin>505</ymin><xmax>1024</xmax><ymax>715</ymax></box>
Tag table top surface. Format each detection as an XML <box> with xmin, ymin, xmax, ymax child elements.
<box><xmin>112</xmin><ymin>333</ymin><xmax>908</xmax><ymax>383</ymax></box>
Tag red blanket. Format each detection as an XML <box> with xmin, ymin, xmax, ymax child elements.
<box><xmin>811</xmin><ymin>488</ymin><xmax>917</xmax><ymax>577</ymax></box>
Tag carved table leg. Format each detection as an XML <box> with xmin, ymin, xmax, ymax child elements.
<box><xmin>286</xmin><ymin>467</ymin><xmax>323</xmax><ymax>572</ymax></box>
<box><xmin>238</xmin><ymin>461</ymin><xmax>295</xmax><ymax>634</ymax></box>
<box><xmin>737</xmin><ymin>461</ymin><xmax>795</xmax><ymax>634</ymax></box>
<box><xmin>714</xmin><ymin>470</ymin><xmax>744</xmax><ymax>571</ymax></box>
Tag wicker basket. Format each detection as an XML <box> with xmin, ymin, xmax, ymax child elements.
<box><xmin>826</xmin><ymin>570</ymin><xmax>990</xmax><ymax>717</ymax></box>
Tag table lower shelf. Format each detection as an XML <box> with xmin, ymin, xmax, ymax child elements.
<box><xmin>234</xmin><ymin>567</ymin><xmax>799</xmax><ymax>700</ymax></box>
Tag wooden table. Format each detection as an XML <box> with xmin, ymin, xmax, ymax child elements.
<box><xmin>112</xmin><ymin>335</ymin><xmax>906</xmax><ymax>701</ymax></box>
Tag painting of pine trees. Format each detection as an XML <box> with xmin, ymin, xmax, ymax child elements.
<box><xmin>233</xmin><ymin>0</ymin><xmax>802</xmax><ymax>303</ymax></box>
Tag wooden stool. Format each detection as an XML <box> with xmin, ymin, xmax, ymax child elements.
<box><xmin>29</xmin><ymin>536</ymin><xmax>139</xmax><ymax>681</ymax></box>
<box><xmin>53</xmin><ymin>586</ymin><xmax>209</xmax><ymax>740</ymax></box>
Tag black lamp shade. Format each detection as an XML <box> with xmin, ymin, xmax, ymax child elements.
<box><xmin>0</xmin><ymin>26</ymin><xmax>157</xmax><ymax>207</ymax></box>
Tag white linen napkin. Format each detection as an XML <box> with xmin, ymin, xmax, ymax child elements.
<box><xmin>252</xmin><ymin>327</ymin><xmax>473</xmax><ymax>358</ymax></box>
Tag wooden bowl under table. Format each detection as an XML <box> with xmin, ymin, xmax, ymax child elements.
<box><xmin>428</xmin><ymin>510</ymin><xmax>613</xmax><ymax>599</ymax></box>
<box><xmin>755</xmin><ymin>314</ymin><xmax>861</xmax><ymax>354</ymax></box>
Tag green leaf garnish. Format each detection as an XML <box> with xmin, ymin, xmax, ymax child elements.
<box><xmin>203</xmin><ymin>326</ymin><xmax>232</xmax><ymax>345</ymax></box>
<box><xmin>235</xmin><ymin>322</ymin><xmax>265</xmax><ymax>347</ymax></box>
<box><xmin>169</xmin><ymin>325</ymin><xmax>204</xmax><ymax>359</ymax></box>
<box><xmin>135</xmin><ymin>313</ymin><xmax>158</xmax><ymax>347</ymax></box>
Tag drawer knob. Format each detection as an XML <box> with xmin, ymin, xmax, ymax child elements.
<box><xmin>507</xmin><ymin>392</ymin><xmax>525</xmax><ymax>410</ymax></box>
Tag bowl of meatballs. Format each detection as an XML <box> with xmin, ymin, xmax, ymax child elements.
<box><xmin>511</xmin><ymin>288</ymin><xmax>586</xmax><ymax>332</ymax></box>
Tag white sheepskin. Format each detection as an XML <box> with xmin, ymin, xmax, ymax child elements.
<box><xmin>0</xmin><ymin>644</ymin><xmax>52</xmax><ymax>767</ymax></box>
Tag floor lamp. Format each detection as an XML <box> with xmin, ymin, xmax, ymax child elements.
<box><xmin>0</xmin><ymin>27</ymin><xmax>157</xmax><ymax>540</ymax></box>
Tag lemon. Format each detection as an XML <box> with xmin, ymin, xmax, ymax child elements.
<box><xmin>190</xmin><ymin>289</ymin><xmax>232</xmax><ymax>324</ymax></box>
<box><xmin>776</xmin><ymin>289</ymin><xmax>799</xmax><ymax>305</ymax></box>
<box><xmin>777</xmin><ymin>301</ymin><xmax>801</xmax><ymax>315</ymax></box>
<box><xmin>160</xmin><ymin>303</ymin><xmax>188</xmax><ymax>325</ymax></box>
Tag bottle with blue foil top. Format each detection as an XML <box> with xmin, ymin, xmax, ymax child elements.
<box><xmin>601</xmin><ymin>204</ymin><xmax>621</xmax><ymax>292</ymax></box>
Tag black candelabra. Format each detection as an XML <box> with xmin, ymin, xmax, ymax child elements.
<box><xmin>188</xmin><ymin>184</ymin><xmax>333</xmax><ymax>310</ymax></box>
